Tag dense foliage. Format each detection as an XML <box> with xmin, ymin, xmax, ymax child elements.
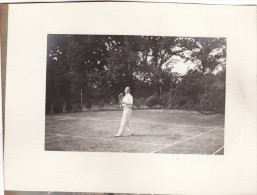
<box><xmin>46</xmin><ymin>35</ymin><xmax>226</xmax><ymax>114</ymax></box>
<box><xmin>145</xmin><ymin>95</ymin><xmax>160</xmax><ymax>109</ymax></box>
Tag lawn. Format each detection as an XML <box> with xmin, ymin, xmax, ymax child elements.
<box><xmin>45</xmin><ymin>109</ymin><xmax>224</xmax><ymax>154</ymax></box>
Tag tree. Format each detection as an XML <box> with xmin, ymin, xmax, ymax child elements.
<box><xmin>45</xmin><ymin>34</ymin><xmax>226</xmax><ymax>113</ymax></box>
<box><xmin>106</xmin><ymin>41</ymin><xmax>139</xmax><ymax>99</ymax></box>
<box><xmin>177</xmin><ymin>37</ymin><xmax>226</xmax><ymax>74</ymax></box>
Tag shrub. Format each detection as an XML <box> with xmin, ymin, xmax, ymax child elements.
<box><xmin>135</xmin><ymin>98</ymin><xmax>146</xmax><ymax>108</ymax></box>
<box><xmin>98</xmin><ymin>99</ymin><xmax>105</xmax><ymax>107</ymax></box>
<box><xmin>160</xmin><ymin>92</ymin><xmax>170</xmax><ymax>107</ymax></box>
<box><xmin>200</xmin><ymin>88</ymin><xmax>225</xmax><ymax>114</ymax></box>
<box><xmin>66</xmin><ymin>103</ymin><xmax>73</xmax><ymax>112</ymax></box>
<box><xmin>73</xmin><ymin>104</ymin><xmax>82</xmax><ymax>112</ymax></box>
<box><xmin>199</xmin><ymin>71</ymin><xmax>225</xmax><ymax>114</ymax></box>
<box><xmin>145</xmin><ymin>95</ymin><xmax>159</xmax><ymax>108</ymax></box>
<box><xmin>85</xmin><ymin>101</ymin><xmax>92</xmax><ymax>108</ymax></box>
<box><xmin>166</xmin><ymin>95</ymin><xmax>185</xmax><ymax>109</ymax></box>
<box><xmin>158</xmin><ymin>69</ymin><xmax>225</xmax><ymax>113</ymax></box>
<box><xmin>53</xmin><ymin>104</ymin><xmax>62</xmax><ymax>113</ymax></box>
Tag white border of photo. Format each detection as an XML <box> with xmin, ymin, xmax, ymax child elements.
<box><xmin>4</xmin><ymin>2</ymin><xmax>257</xmax><ymax>195</ymax></box>
<box><xmin>0</xmin><ymin>0</ymin><xmax>257</xmax><ymax>5</ymax></box>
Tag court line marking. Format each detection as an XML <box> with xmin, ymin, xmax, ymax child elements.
<box><xmin>150</xmin><ymin>127</ymin><xmax>219</xmax><ymax>153</ymax></box>
<box><xmin>45</xmin><ymin>133</ymin><xmax>167</xmax><ymax>146</ymax></box>
<box><xmin>212</xmin><ymin>146</ymin><xmax>224</xmax><ymax>155</ymax></box>
<box><xmin>46</xmin><ymin>117</ymin><xmax>222</xmax><ymax>129</ymax></box>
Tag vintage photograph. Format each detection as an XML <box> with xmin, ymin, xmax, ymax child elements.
<box><xmin>45</xmin><ymin>34</ymin><xmax>226</xmax><ymax>154</ymax></box>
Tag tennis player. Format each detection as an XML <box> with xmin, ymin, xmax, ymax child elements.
<box><xmin>115</xmin><ymin>87</ymin><xmax>135</xmax><ymax>137</ymax></box>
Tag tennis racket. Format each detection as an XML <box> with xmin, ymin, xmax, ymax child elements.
<box><xmin>118</xmin><ymin>93</ymin><xmax>124</xmax><ymax>107</ymax></box>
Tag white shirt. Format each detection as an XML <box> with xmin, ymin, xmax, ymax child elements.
<box><xmin>122</xmin><ymin>93</ymin><xmax>133</xmax><ymax>108</ymax></box>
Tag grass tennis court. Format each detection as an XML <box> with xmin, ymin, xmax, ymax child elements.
<box><xmin>45</xmin><ymin>109</ymin><xmax>224</xmax><ymax>154</ymax></box>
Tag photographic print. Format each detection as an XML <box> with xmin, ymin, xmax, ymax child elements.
<box><xmin>4</xmin><ymin>2</ymin><xmax>256</xmax><ymax>194</ymax></box>
<box><xmin>45</xmin><ymin>34</ymin><xmax>226</xmax><ymax>154</ymax></box>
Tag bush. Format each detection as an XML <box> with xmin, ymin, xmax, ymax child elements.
<box><xmin>53</xmin><ymin>104</ymin><xmax>62</xmax><ymax>113</ymax></box>
<box><xmin>135</xmin><ymin>98</ymin><xmax>146</xmax><ymax>108</ymax></box>
<box><xmin>98</xmin><ymin>99</ymin><xmax>105</xmax><ymax>107</ymax></box>
<box><xmin>145</xmin><ymin>95</ymin><xmax>159</xmax><ymax>108</ymax></box>
<box><xmin>160</xmin><ymin>92</ymin><xmax>170</xmax><ymax>107</ymax></box>
<box><xmin>167</xmin><ymin>95</ymin><xmax>185</xmax><ymax>109</ymax></box>
<box><xmin>158</xmin><ymin>69</ymin><xmax>225</xmax><ymax>113</ymax></box>
<box><xmin>65</xmin><ymin>103</ymin><xmax>73</xmax><ymax>112</ymax></box>
<box><xmin>199</xmin><ymin>71</ymin><xmax>225</xmax><ymax>114</ymax></box>
<box><xmin>73</xmin><ymin>104</ymin><xmax>82</xmax><ymax>112</ymax></box>
<box><xmin>200</xmin><ymin>88</ymin><xmax>225</xmax><ymax>114</ymax></box>
<box><xmin>85</xmin><ymin>101</ymin><xmax>92</xmax><ymax>108</ymax></box>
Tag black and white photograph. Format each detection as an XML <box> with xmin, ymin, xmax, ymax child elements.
<box><xmin>3</xmin><ymin>2</ymin><xmax>256</xmax><ymax>195</ymax></box>
<box><xmin>45</xmin><ymin>34</ymin><xmax>226</xmax><ymax>154</ymax></box>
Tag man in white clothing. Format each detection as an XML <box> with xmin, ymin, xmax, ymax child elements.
<box><xmin>115</xmin><ymin>87</ymin><xmax>135</xmax><ymax>137</ymax></box>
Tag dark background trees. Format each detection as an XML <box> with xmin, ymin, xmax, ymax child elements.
<box><xmin>45</xmin><ymin>34</ymin><xmax>226</xmax><ymax>114</ymax></box>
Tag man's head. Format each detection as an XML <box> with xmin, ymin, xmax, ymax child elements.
<box><xmin>125</xmin><ymin>87</ymin><xmax>131</xmax><ymax>93</ymax></box>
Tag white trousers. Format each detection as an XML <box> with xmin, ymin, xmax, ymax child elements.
<box><xmin>117</xmin><ymin>107</ymin><xmax>134</xmax><ymax>135</ymax></box>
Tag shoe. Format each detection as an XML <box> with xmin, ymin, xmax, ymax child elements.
<box><xmin>128</xmin><ymin>133</ymin><xmax>136</xmax><ymax>136</ymax></box>
<box><xmin>114</xmin><ymin>134</ymin><xmax>122</xmax><ymax>137</ymax></box>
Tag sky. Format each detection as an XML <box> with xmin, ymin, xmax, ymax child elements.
<box><xmin>171</xmin><ymin>61</ymin><xmax>194</xmax><ymax>75</ymax></box>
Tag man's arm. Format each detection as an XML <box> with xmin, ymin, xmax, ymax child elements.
<box><xmin>122</xmin><ymin>101</ymin><xmax>132</xmax><ymax>105</ymax></box>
